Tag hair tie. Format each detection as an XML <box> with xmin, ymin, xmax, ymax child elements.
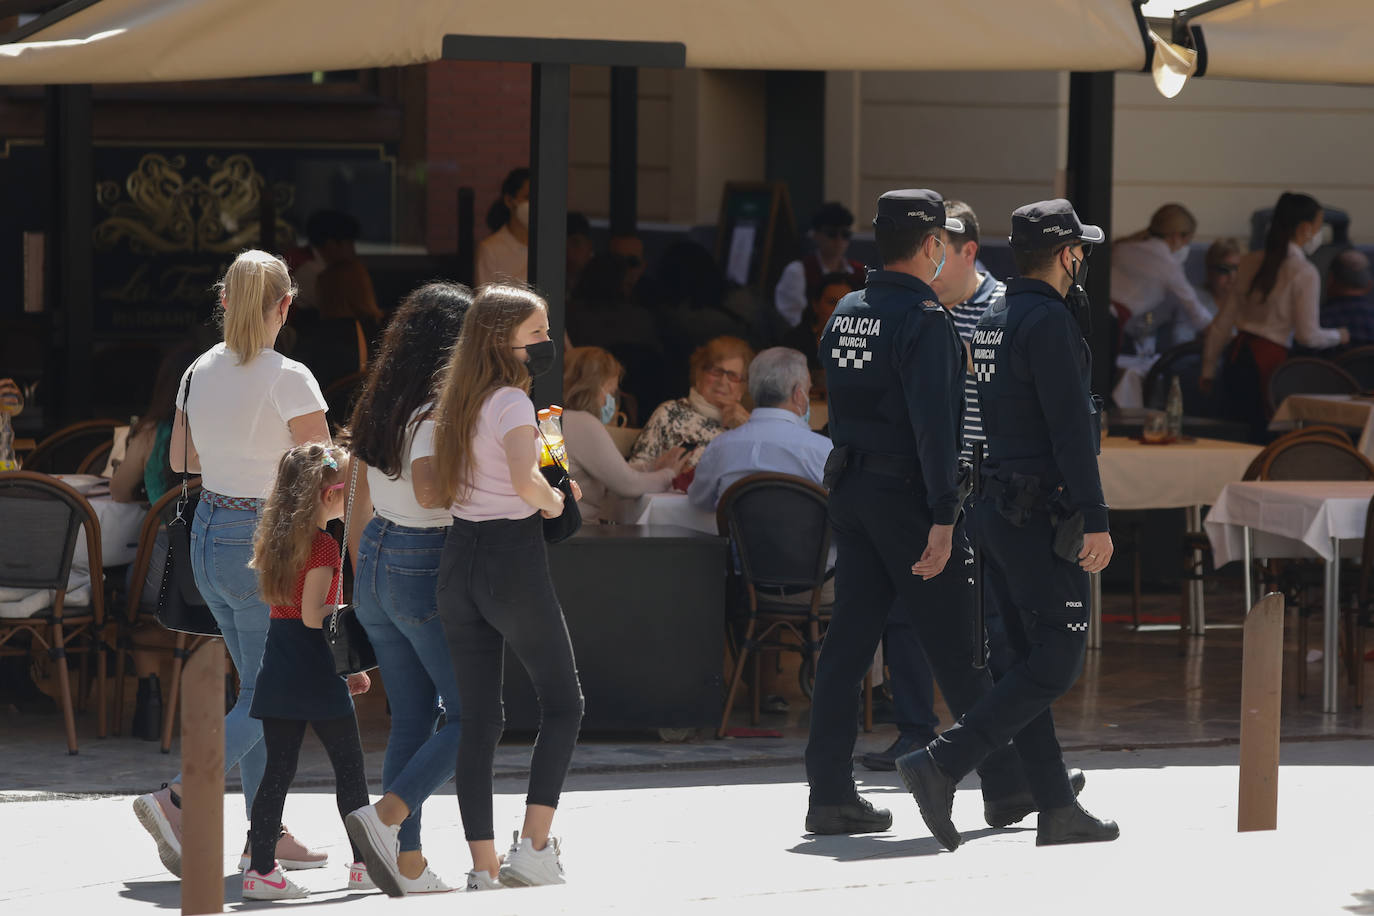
<box><xmin>322</xmin><ymin>452</ymin><xmax>339</xmax><ymax>471</ymax></box>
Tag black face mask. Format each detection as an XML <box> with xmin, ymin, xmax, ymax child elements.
<box><xmin>521</xmin><ymin>339</ymin><xmax>557</xmax><ymax>378</ymax></box>
<box><xmin>1064</xmin><ymin>248</ymin><xmax>1092</xmax><ymax>337</ymax></box>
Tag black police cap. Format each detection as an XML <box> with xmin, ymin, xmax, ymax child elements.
<box><xmin>1008</xmin><ymin>199</ymin><xmax>1104</xmax><ymax>250</ymax></box>
<box><xmin>873</xmin><ymin>189</ymin><xmax>964</xmax><ymax>234</ymax></box>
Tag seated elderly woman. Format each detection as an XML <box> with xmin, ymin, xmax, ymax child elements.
<box><xmin>628</xmin><ymin>335</ymin><xmax>754</xmax><ymax>471</ymax></box>
<box><xmin>562</xmin><ymin>347</ymin><xmax>686</xmax><ymax>524</ymax></box>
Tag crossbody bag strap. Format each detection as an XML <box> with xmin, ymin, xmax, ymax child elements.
<box><xmin>330</xmin><ymin>454</ymin><xmax>360</xmax><ymax>628</ymax></box>
<box><xmin>173</xmin><ymin>360</ymin><xmax>198</xmax><ymax>521</ymax></box>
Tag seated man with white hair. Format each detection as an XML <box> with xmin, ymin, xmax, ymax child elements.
<box><xmin>688</xmin><ymin>347</ymin><xmax>832</xmax><ymax>510</ymax></box>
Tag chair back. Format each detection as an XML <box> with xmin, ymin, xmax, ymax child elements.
<box><xmin>1268</xmin><ymin>358</ymin><xmax>1359</xmax><ymax>413</ymax></box>
<box><xmin>1335</xmin><ymin>346</ymin><xmax>1374</xmax><ymax>390</ymax></box>
<box><xmin>23</xmin><ymin>419</ymin><xmax>122</xmax><ymax>474</ymax></box>
<box><xmin>1243</xmin><ymin>427</ymin><xmax>1352</xmax><ymax>480</ymax></box>
<box><xmin>0</xmin><ymin>472</ymin><xmax>101</xmax><ymax>600</ymax></box>
<box><xmin>1142</xmin><ymin>340</ymin><xmax>1227</xmax><ymax>418</ymax></box>
<box><xmin>716</xmin><ymin>473</ymin><xmax>831</xmax><ymax>594</ymax></box>
<box><xmin>1258</xmin><ymin>437</ymin><xmax>1374</xmax><ymax>481</ymax></box>
<box><xmin>77</xmin><ymin>440</ymin><xmax>114</xmax><ymax>476</ymax></box>
<box><xmin>125</xmin><ymin>478</ymin><xmax>203</xmax><ymax>622</ymax></box>
<box><xmin>605</xmin><ymin>425</ymin><xmax>641</xmax><ymax>459</ymax></box>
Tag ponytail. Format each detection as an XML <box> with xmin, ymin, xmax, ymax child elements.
<box><xmin>1251</xmin><ymin>192</ymin><xmax>1321</xmax><ymax>301</ymax></box>
<box><xmin>218</xmin><ymin>249</ymin><xmax>296</xmax><ymax>364</ymax></box>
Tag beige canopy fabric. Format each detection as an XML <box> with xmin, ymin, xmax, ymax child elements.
<box><xmin>0</xmin><ymin>0</ymin><xmax>1147</xmax><ymax>83</ymax></box>
<box><xmin>1189</xmin><ymin>0</ymin><xmax>1374</xmax><ymax>85</ymax></box>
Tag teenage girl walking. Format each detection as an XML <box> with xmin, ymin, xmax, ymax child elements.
<box><xmin>240</xmin><ymin>443</ymin><xmax>373</xmax><ymax>901</ymax></box>
<box><xmin>350</xmin><ymin>284</ymin><xmax>584</xmax><ymax>891</ymax></box>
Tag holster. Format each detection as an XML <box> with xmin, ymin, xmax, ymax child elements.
<box><xmin>1049</xmin><ymin>486</ymin><xmax>1086</xmax><ymax>563</ymax></box>
<box><xmin>984</xmin><ymin>473</ymin><xmax>1044</xmax><ymax>528</ymax></box>
<box><xmin>954</xmin><ymin>459</ymin><xmax>974</xmax><ymax>516</ymax></box>
<box><xmin>823</xmin><ymin>445</ymin><xmax>851</xmax><ymax>490</ymax></box>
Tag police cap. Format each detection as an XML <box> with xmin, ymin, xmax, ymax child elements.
<box><xmin>874</xmin><ymin>189</ymin><xmax>964</xmax><ymax>234</ymax></box>
<box><xmin>1008</xmin><ymin>198</ymin><xmax>1105</xmax><ymax>250</ymax></box>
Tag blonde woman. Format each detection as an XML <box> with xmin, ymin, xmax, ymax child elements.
<box><xmin>349</xmin><ymin>285</ymin><xmax>583</xmax><ymax>893</ymax></box>
<box><xmin>133</xmin><ymin>250</ymin><xmax>333</xmax><ymax>880</ymax></box>
<box><xmin>562</xmin><ymin>346</ymin><xmax>684</xmax><ymax>523</ymax></box>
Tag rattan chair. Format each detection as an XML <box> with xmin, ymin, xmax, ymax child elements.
<box><xmin>714</xmin><ymin>472</ymin><xmax>870</xmax><ymax>738</ymax></box>
<box><xmin>1267</xmin><ymin>358</ymin><xmax>1359</xmax><ymax>414</ymax></box>
<box><xmin>23</xmin><ymin>419</ymin><xmax>122</xmax><ymax>474</ymax></box>
<box><xmin>76</xmin><ymin>440</ymin><xmax>114</xmax><ymax>476</ymax></box>
<box><xmin>0</xmin><ymin>471</ymin><xmax>108</xmax><ymax>753</ymax></box>
<box><xmin>1334</xmin><ymin>345</ymin><xmax>1374</xmax><ymax>390</ymax></box>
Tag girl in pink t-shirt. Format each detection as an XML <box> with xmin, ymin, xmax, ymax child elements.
<box><xmin>346</xmin><ymin>285</ymin><xmax>584</xmax><ymax>895</ymax></box>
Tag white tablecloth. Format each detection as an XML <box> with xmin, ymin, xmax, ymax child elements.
<box><xmin>1204</xmin><ymin>480</ymin><xmax>1374</xmax><ymax>565</ymax></box>
<box><xmin>1270</xmin><ymin>394</ymin><xmax>1374</xmax><ymax>458</ymax></box>
<box><xmin>633</xmin><ymin>492</ymin><xmax>717</xmax><ymax>534</ymax></box>
<box><xmin>1098</xmin><ymin>436</ymin><xmax>1263</xmax><ymax>511</ymax></box>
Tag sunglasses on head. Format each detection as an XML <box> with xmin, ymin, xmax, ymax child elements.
<box><xmin>818</xmin><ymin>227</ymin><xmax>852</xmax><ymax>241</ymax></box>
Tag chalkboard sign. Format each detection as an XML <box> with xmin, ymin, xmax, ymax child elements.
<box><xmin>714</xmin><ymin>181</ymin><xmax>796</xmax><ymax>294</ymax></box>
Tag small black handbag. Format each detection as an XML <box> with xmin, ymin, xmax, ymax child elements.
<box><xmin>325</xmin><ymin>458</ymin><xmax>378</xmax><ymax>676</ymax></box>
<box><xmin>155</xmin><ymin>362</ymin><xmax>220</xmax><ymax>637</ymax></box>
<box><xmin>537</xmin><ymin>428</ymin><xmax>581</xmax><ymax>544</ymax></box>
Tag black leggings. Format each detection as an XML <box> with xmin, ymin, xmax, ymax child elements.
<box><xmin>436</xmin><ymin>514</ymin><xmax>584</xmax><ymax>842</ymax></box>
<box><xmin>248</xmin><ymin>715</ymin><xmax>370</xmax><ymax>875</ymax></box>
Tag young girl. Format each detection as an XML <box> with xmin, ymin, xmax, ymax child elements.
<box><xmin>350</xmin><ymin>284</ymin><xmax>583</xmax><ymax>892</ymax></box>
<box><xmin>241</xmin><ymin>443</ymin><xmax>373</xmax><ymax>901</ymax></box>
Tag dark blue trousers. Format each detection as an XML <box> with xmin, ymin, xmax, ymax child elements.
<box><xmin>883</xmin><ymin>607</ymin><xmax>938</xmax><ymax>742</ymax></box>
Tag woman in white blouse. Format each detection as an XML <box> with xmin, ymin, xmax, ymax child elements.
<box><xmin>1202</xmin><ymin>192</ymin><xmax>1349</xmax><ymax>438</ymax></box>
<box><xmin>562</xmin><ymin>346</ymin><xmax>686</xmax><ymax>523</ymax></box>
<box><xmin>134</xmin><ymin>250</ymin><xmax>333</xmax><ymax>878</ymax></box>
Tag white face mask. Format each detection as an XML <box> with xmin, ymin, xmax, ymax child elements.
<box><xmin>1302</xmin><ymin>229</ymin><xmax>1323</xmax><ymax>255</ymax></box>
<box><xmin>1172</xmin><ymin>246</ymin><xmax>1189</xmax><ymax>266</ymax></box>
<box><xmin>513</xmin><ymin>199</ymin><xmax>530</xmax><ymax>228</ymax></box>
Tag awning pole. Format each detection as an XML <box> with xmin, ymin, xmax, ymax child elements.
<box><xmin>45</xmin><ymin>83</ymin><xmax>93</xmax><ymax>424</ymax></box>
<box><xmin>1066</xmin><ymin>71</ymin><xmax>1115</xmax><ymax>399</ymax></box>
<box><xmin>529</xmin><ymin>61</ymin><xmax>570</xmax><ymax>408</ymax></box>
<box><xmin>609</xmin><ymin>66</ymin><xmax>638</xmax><ymax>236</ymax></box>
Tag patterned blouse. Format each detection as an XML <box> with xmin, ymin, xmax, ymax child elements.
<box><xmin>628</xmin><ymin>390</ymin><xmax>727</xmax><ymax>471</ymax></box>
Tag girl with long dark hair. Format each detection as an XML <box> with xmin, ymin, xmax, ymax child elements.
<box><xmin>1202</xmin><ymin>192</ymin><xmax>1349</xmax><ymax>438</ymax></box>
<box><xmin>334</xmin><ymin>282</ymin><xmax>473</xmax><ymax>897</ymax></box>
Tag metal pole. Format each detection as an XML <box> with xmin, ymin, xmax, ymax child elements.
<box><xmin>1242</xmin><ymin>526</ymin><xmax>1254</xmax><ymax>612</ymax></box>
<box><xmin>1066</xmin><ymin>72</ymin><xmax>1115</xmax><ymax>398</ymax></box>
<box><xmin>1187</xmin><ymin>505</ymin><xmax>1206</xmax><ymax>636</ymax></box>
<box><xmin>45</xmin><ymin>84</ymin><xmax>94</xmax><ymax>424</ymax></box>
<box><xmin>609</xmin><ymin>66</ymin><xmax>639</xmax><ymax>236</ymax></box>
<box><xmin>1324</xmin><ymin>539</ymin><xmax>1340</xmax><ymax>713</ymax></box>
<box><xmin>529</xmin><ymin>61</ymin><xmax>570</xmax><ymax>409</ymax></box>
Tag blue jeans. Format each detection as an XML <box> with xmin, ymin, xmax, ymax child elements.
<box><xmin>182</xmin><ymin>500</ymin><xmax>268</xmax><ymax>818</ymax></box>
<box><xmin>354</xmin><ymin>518</ymin><xmax>459</xmax><ymax>853</ymax></box>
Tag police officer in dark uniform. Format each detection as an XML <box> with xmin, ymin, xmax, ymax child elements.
<box><xmin>897</xmin><ymin>199</ymin><xmax>1119</xmax><ymax>850</ymax></box>
<box><xmin>804</xmin><ymin>189</ymin><xmax>1032</xmax><ymax>835</ymax></box>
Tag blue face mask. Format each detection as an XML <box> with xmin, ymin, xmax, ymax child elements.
<box><xmin>930</xmin><ymin>236</ymin><xmax>947</xmax><ymax>280</ymax></box>
<box><xmin>600</xmin><ymin>392</ymin><xmax>617</xmax><ymax>425</ymax></box>
<box><xmin>802</xmin><ymin>402</ymin><xmax>812</xmax><ymax>427</ymax></box>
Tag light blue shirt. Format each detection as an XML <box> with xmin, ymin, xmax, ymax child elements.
<box><xmin>688</xmin><ymin>407</ymin><xmax>832</xmax><ymax>510</ymax></box>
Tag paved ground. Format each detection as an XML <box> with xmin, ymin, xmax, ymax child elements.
<box><xmin>4</xmin><ymin>739</ymin><xmax>1372</xmax><ymax>914</ymax></box>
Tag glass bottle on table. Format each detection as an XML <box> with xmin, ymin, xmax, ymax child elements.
<box><xmin>1165</xmin><ymin>375</ymin><xmax>1184</xmax><ymax>442</ymax></box>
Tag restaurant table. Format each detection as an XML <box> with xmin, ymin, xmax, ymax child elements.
<box><xmin>501</xmin><ymin>524</ymin><xmax>727</xmax><ymax>736</ymax></box>
<box><xmin>1270</xmin><ymin>393</ymin><xmax>1374</xmax><ymax>458</ymax></box>
<box><xmin>1205</xmin><ymin>480</ymin><xmax>1374</xmax><ymax>713</ymax></box>
<box><xmin>633</xmin><ymin>491</ymin><xmax>717</xmax><ymax>534</ymax></box>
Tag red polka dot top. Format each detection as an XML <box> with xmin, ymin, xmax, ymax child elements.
<box><xmin>269</xmin><ymin>529</ymin><xmax>342</xmax><ymax>620</ymax></box>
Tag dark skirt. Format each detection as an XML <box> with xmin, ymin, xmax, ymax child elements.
<box><xmin>250</xmin><ymin>617</ymin><xmax>354</xmax><ymax>721</ymax></box>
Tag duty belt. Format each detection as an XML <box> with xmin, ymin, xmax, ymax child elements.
<box><xmin>849</xmin><ymin>449</ymin><xmax>916</xmax><ymax>480</ymax></box>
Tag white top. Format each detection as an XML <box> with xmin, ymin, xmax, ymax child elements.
<box><xmin>450</xmin><ymin>387</ymin><xmax>539</xmax><ymax>522</ymax></box>
<box><xmin>564</xmin><ymin>409</ymin><xmax>674</xmax><ymax>524</ymax></box>
<box><xmin>1235</xmin><ymin>242</ymin><xmax>1343</xmax><ymax>350</ymax></box>
<box><xmin>366</xmin><ymin>405</ymin><xmax>451</xmax><ymax>528</ymax></box>
<box><xmin>475</xmin><ymin>226</ymin><xmax>528</xmax><ymax>288</ymax></box>
<box><xmin>1109</xmin><ymin>237</ymin><xmax>1212</xmax><ymax>331</ymax></box>
<box><xmin>773</xmin><ymin>254</ymin><xmax>856</xmax><ymax>328</ymax></box>
<box><xmin>688</xmin><ymin>407</ymin><xmax>832</xmax><ymax>510</ymax></box>
<box><xmin>176</xmin><ymin>343</ymin><xmax>326</xmax><ymax>498</ymax></box>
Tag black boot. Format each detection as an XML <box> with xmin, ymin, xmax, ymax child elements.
<box><xmin>984</xmin><ymin>768</ymin><xmax>1086</xmax><ymax>828</ymax></box>
<box><xmin>805</xmin><ymin>794</ymin><xmax>893</xmax><ymax>835</ymax></box>
<box><xmin>859</xmin><ymin>733</ymin><xmax>931</xmax><ymax>772</ymax></box>
<box><xmin>1036</xmin><ymin>802</ymin><xmax>1119</xmax><ymax>846</ymax></box>
<box><xmin>895</xmin><ymin>748</ymin><xmax>961</xmax><ymax>851</ymax></box>
<box><xmin>132</xmin><ymin>675</ymin><xmax>163</xmax><ymax>741</ymax></box>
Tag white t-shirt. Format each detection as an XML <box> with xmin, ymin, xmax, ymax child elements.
<box><xmin>450</xmin><ymin>387</ymin><xmax>539</xmax><ymax>522</ymax></box>
<box><xmin>176</xmin><ymin>343</ymin><xmax>327</xmax><ymax>498</ymax></box>
<box><xmin>475</xmin><ymin>226</ymin><xmax>528</xmax><ymax>288</ymax></box>
<box><xmin>367</xmin><ymin>405</ymin><xmax>451</xmax><ymax>528</ymax></box>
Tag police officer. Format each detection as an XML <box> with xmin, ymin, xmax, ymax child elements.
<box><xmin>897</xmin><ymin>199</ymin><xmax>1119</xmax><ymax>850</ymax></box>
<box><xmin>804</xmin><ymin>189</ymin><xmax>1030</xmax><ymax>835</ymax></box>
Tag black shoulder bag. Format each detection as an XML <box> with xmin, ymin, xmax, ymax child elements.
<box><xmin>325</xmin><ymin>457</ymin><xmax>378</xmax><ymax>675</ymax></box>
<box><xmin>537</xmin><ymin>426</ymin><xmax>582</xmax><ymax>544</ymax></box>
<box><xmin>155</xmin><ymin>361</ymin><xmax>220</xmax><ymax>636</ymax></box>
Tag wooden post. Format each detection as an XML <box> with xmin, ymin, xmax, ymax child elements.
<box><xmin>181</xmin><ymin>642</ymin><xmax>226</xmax><ymax>915</ymax></box>
<box><xmin>1238</xmin><ymin>592</ymin><xmax>1284</xmax><ymax>832</ymax></box>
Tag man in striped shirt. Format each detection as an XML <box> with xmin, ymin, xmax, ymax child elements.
<box><xmin>930</xmin><ymin>201</ymin><xmax>1007</xmax><ymax>461</ymax></box>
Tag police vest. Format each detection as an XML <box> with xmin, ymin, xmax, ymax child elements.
<box><xmin>971</xmin><ymin>294</ymin><xmax>1097</xmax><ymax>462</ymax></box>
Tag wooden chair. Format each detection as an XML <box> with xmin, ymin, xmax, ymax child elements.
<box><xmin>1266</xmin><ymin>357</ymin><xmax>1359</xmax><ymax>414</ymax></box>
<box><xmin>1334</xmin><ymin>345</ymin><xmax>1374</xmax><ymax>390</ymax></box>
<box><xmin>714</xmin><ymin>472</ymin><xmax>870</xmax><ymax>738</ymax></box>
<box><xmin>76</xmin><ymin>440</ymin><xmax>114</xmax><ymax>476</ymax></box>
<box><xmin>0</xmin><ymin>471</ymin><xmax>107</xmax><ymax>753</ymax></box>
<box><xmin>23</xmin><ymin>419</ymin><xmax>122</xmax><ymax>474</ymax></box>
<box><xmin>109</xmin><ymin>478</ymin><xmax>216</xmax><ymax>750</ymax></box>
<box><xmin>605</xmin><ymin>425</ymin><xmax>642</xmax><ymax>460</ymax></box>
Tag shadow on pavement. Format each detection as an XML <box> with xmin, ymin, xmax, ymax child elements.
<box><xmin>788</xmin><ymin>826</ymin><xmax>1012</xmax><ymax>862</ymax></box>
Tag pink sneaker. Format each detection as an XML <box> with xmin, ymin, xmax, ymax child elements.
<box><xmin>133</xmin><ymin>784</ymin><xmax>184</xmax><ymax>877</ymax></box>
<box><xmin>239</xmin><ymin>826</ymin><xmax>328</xmax><ymax>871</ymax></box>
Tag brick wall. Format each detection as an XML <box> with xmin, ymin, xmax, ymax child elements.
<box><xmin>426</xmin><ymin>61</ymin><xmax>531</xmax><ymax>253</ymax></box>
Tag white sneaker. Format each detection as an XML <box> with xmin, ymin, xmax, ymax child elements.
<box><xmin>348</xmin><ymin>862</ymin><xmax>376</xmax><ymax>891</ymax></box>
<box><xmin>242</xmin><ymin>864</ymin><xmax>308</xmax><ymax>901</ymax></box>
<box><xmin>466</xmin><ymin>868</ymin><xmax>503</xmax><ymax>892</ymax></box>
<box><xmin>498</xmin><ymin>831</ymin><xmax>566</xmax><ymax>887</ymax></box>
<box><xmin>343</xmin><ymin>805</ymin><xmax>403</xmax><ymax>898</ymax></box>
<box><xmin>399</xmin><ymin>864</ymin><xmax>453</xmax><ymax>894</ymax></box>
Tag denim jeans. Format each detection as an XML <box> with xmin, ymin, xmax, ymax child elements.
<box><xmin>353</xmin><ymin>518</ymin><xmax>459</xmax><ymax>853</ymax></box>
<box><xmin>182</xmin><ymin>499</ymin><xmax>268</xmax><ymax>818</ymax></box>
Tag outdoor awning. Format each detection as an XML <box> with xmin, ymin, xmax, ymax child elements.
<box><xmin>0</xmin><ymin>0</ymin><xmax>1148</xmax><ymax>83</ymax></box>
<box><xmin>1182</xmin><ymin>0</ymin><xmax>1374</xmax><ymax>85</ymax></box>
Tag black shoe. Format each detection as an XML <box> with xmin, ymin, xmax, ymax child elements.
<box><xmin>984</xmin><ymin>768</ymin><xmax>1086</xmax><ymax>828</ymax></box>
<box><xmin>859</xmin><ymin>733</ymin><xmax>930</xmax><ymax>772</ymax></box>
<box><xmin>1036</xmin><ymin>802</ymin><xmax>1119</xmax><ymax>846</ymax></box>
<box><xmin>805</xmin><ymin>795</ymin><xmax>893</xmax><ymax>835</ymax></box>
<box><xmin>132</xmin><ymin>675</ymin><xmax>163</xmax><ymax>742</ymax></box>
<box><xmin>895</xmin><ymin>748</ymin><xmax>961</xmax><ymax>851</ymax></box>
